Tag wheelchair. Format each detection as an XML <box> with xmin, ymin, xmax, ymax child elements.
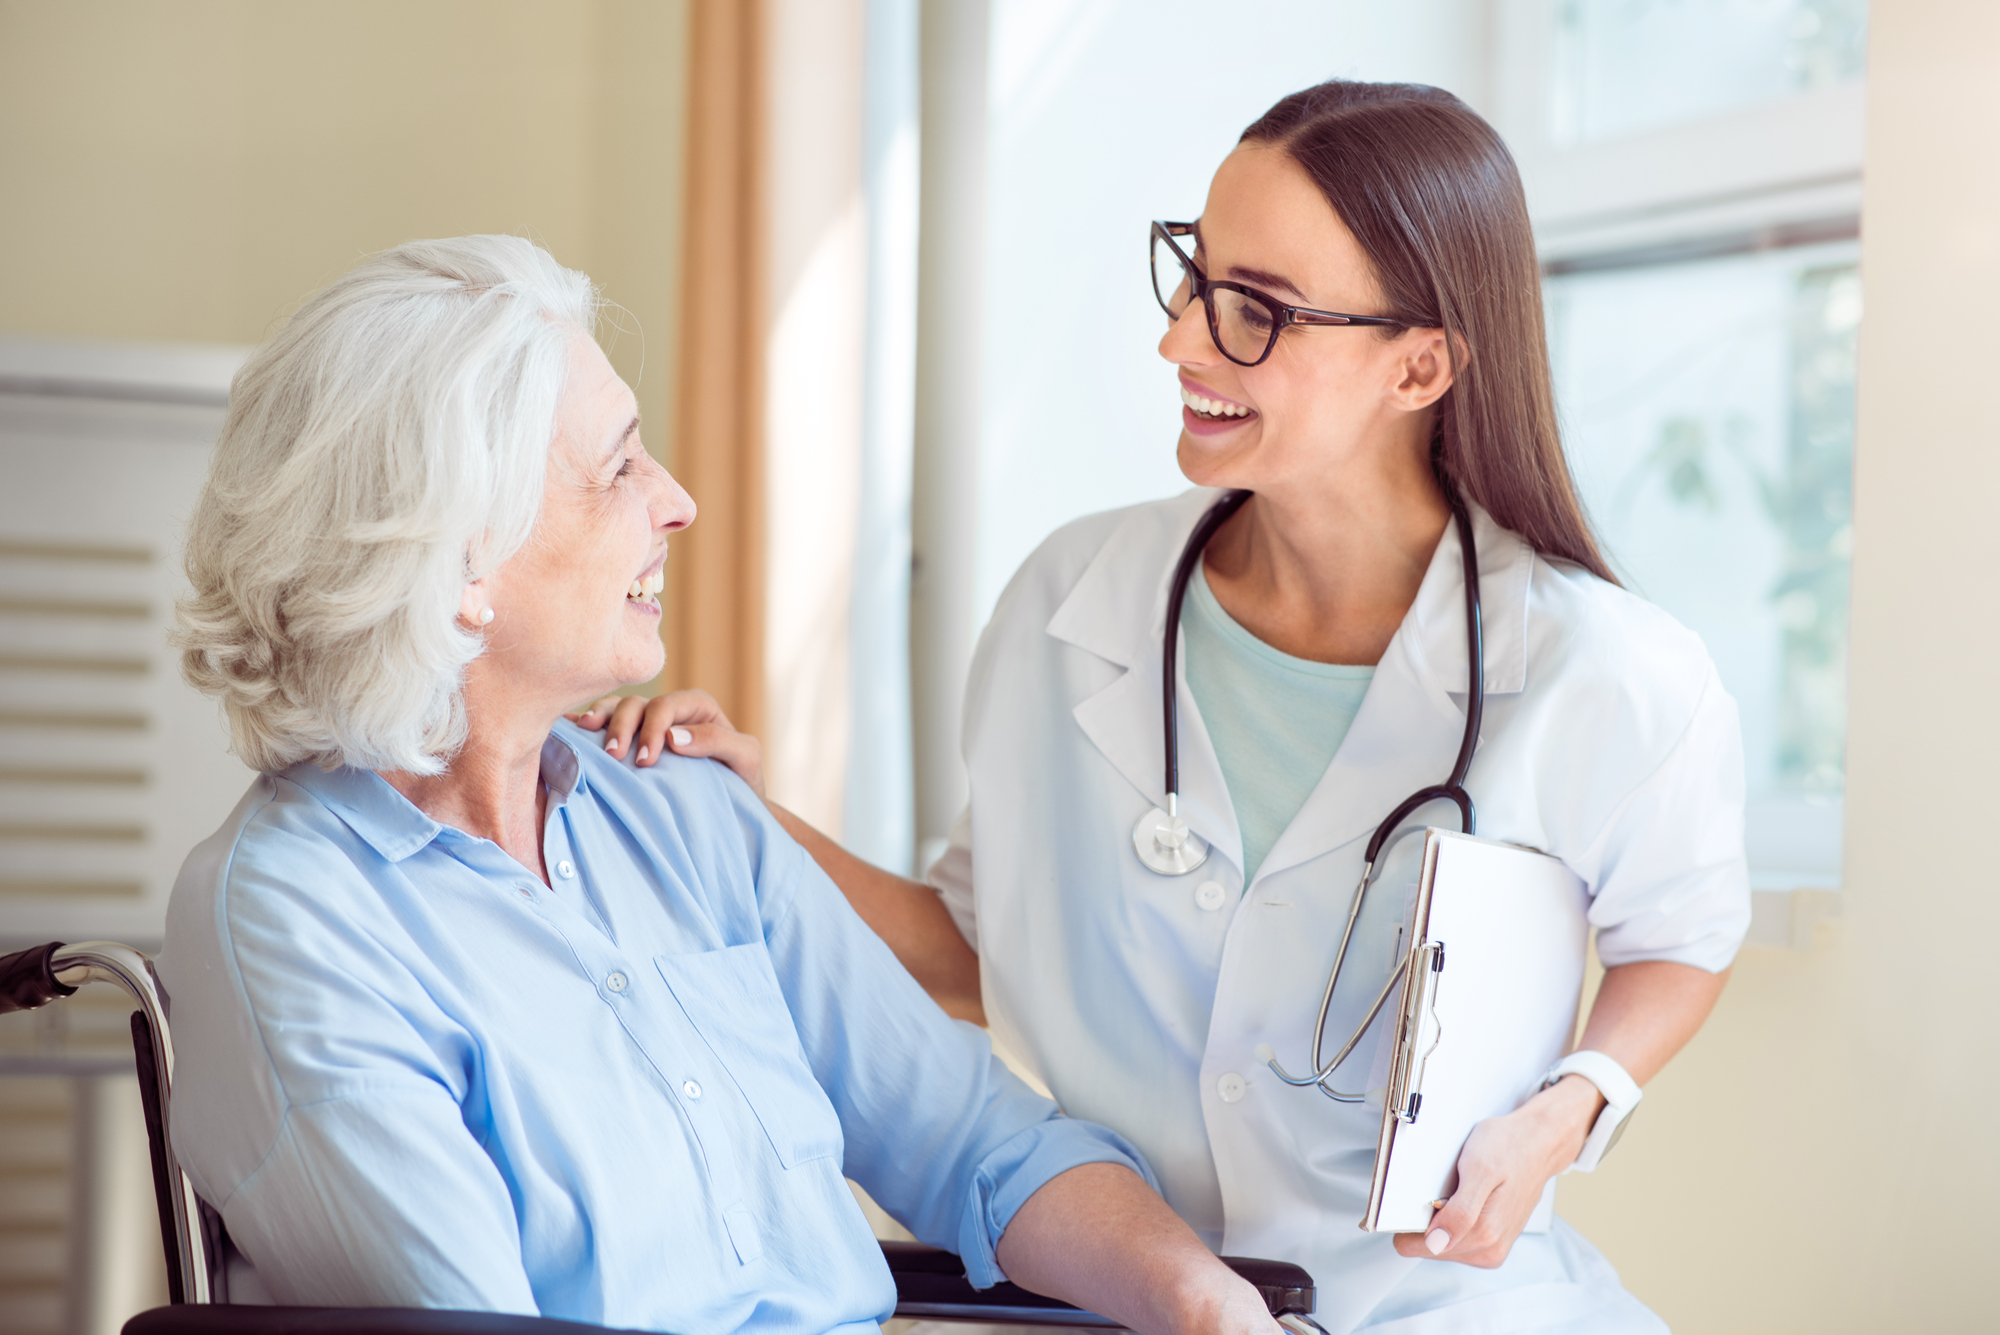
<box><xmin>1</xmin><ymin>940</ymin><xmax>1325</xmax><ymax>1335</ymax></box>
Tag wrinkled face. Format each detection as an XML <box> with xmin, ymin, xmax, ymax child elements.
<box><xmin>469</xmin><ymin>334</ymin><xmax>693</xmax><ymax>708</ymax></box>
<box><xmin>1160</xmin><ymin>144</ymin><xmax>1446</xmax><ymax>493</ymax></box>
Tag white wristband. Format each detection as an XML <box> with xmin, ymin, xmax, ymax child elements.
<box><xmin>1543</xmin><ymin>1050</ymin><xmax>1642</xmax><ymax>1173</ymax></box>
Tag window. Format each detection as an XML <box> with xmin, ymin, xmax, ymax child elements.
<box><xmin>1548</xmin><ymin>243</ymin><xmax>1856</xmax><ymax>888</ymax></box>
<box><xmin>1550</xmin><ymin>0</ymin><xmax>1868</xmax><ymax>145</ymax></box>
<box><xmin>1497</xmin><ymin>0</ymin><xmax>1867</xmax><ymax>896</ymax></box>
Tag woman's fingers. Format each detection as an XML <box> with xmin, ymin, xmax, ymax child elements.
<box><xmin>565</xmin><ymin>695</ymin><xmax>627</xmax><ymax>730</ymax></box>
<box><xmin>664</xmin><ymin>721</ymin><xmax>766</xmax><ymax>797</ymax></box>
<box><xmin>1392</xmin><ymin>1115</ymin><xmax>1543</xmax><ymax>1268</ymax></box>
<box><xmin>566</xmin><ymin>689</ymin><xmax>764</xmax><ymax>793</ymax></box>
<box><xmin>632</xmin><ymin>699</ymin><xmax>682</xmax><ymax>766</ymax></box>
<box><xmin>1427</xmin><ymin>1185</ymin><xmax>1506</xmax><ymax>1267</ymax></box>
<box><xmin>597</xmin><ymin>695</ymin><xmax>652</xmax><ymax>758</ymax></box>
<box><xmin>626</xmin><ymin>690</ymin><xmax>730</xmax><ymax>763</ymax></box>
<box><xmin>1393</xmin><ymin>1174</ymin><xmax>1498</xmax><ymax>1266</ymax></box>
<box><xmin>648</xmin><ymin>688</ymin><xmax>731</xmax><ymax>729</ymax></box>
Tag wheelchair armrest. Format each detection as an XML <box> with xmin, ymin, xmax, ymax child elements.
<box><xmin>882</xmin><ymin>1239</ymin><xmax>1316</xmax><ymax>1325</ymax></box>
<box><xmin>123</xmin><ymin>1308</ymin><xmax>643</xmax><ymax>1335</ymax></box>
<box><xmin>0</xmin><ymin>941</ymin><xmax>76</xmax><ymax>1013</ymax></box>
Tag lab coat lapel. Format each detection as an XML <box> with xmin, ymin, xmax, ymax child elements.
<box><xmin>1049</xmin><ymin>490</ymin><xmax>1246</xmax><ymax>875</ymax></box>
<box><xmin>1250</xmin><ymin>505</ymin><xmax>1536</xmax><ymax>886</ymax></box>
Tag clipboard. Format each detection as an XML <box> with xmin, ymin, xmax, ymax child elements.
<box><xmin>1360</xmin><ymin>829</ymin><xmax>1589</xmax><ymax>1234</ymax></box>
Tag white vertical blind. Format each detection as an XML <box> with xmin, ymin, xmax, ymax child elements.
<box><xmin>0</xmin><ymin>338</ymin><xmax>250</xmax><ymax>949</ymax></box>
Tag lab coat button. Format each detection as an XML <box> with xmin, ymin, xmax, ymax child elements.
<box><xmin>606</xmin><ymin>971</ymin><xmax>629</xmax><ymax>993</ymax></box>
<box><xmin>1217</xmin><ymin>1072</ymin><xmax>1246</xmax><ymax>1103</ymax></box>
<box><xmin>557</xmin><ymin>860</ymin><xmax>576</xmax><ymax>879</ymax></box>
<box><xmin>1195</xmin><ymin>880</ymin><xmax>1226</xmax><ymax>911</ymax></box>
<box><xmin>683</xmin><ymin>1080</ymin><xmax>702</xmax><ymax>1100</ymax></box>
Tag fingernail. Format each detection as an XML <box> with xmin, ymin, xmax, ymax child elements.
<box><xmin>637</xmin><ymin>745</ymin><xmax>649</xmax><ymax>762</ymax></box>
<box><xmin>1425</xmin><ymin>1229</ymin><xmax>1451</xmax><ymax>1256</ymax></box>
<box><xmin>605</xmin><ymin>736</ymin><xmax>619</xmax><ymax>750</ymax></box>
<box><xmin>670</xmin><ymin>727</ymin><xmax>691</xmax><ymax>747</ymax></box>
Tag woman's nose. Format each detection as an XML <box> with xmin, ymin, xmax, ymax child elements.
<box><xmin>1157</xmin><ymin>300</ymin><xmax>1216</xmax><ymax>367</ymax></box>
<box><xmin>648</xmin><ymin>462</ymin><xmax>697</xmax><ymax>532</ymax></box>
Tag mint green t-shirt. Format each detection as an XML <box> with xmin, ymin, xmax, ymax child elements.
<box><xmin>1182</xmin><ymin>565</ymin><xmax>1375</xmax><ymax>884</ymax></box>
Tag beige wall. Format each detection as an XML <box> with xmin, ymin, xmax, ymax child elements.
<box><xmin>1556</xmin><ymin>3</ymin><xmax>2000</xmax><ymax>1329</ymax></box>
<box><xmin>0</xmin><ymin>0</ymin><xmax>688</xmax><ymax>468</ymax></box>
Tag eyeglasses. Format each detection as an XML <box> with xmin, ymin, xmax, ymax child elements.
<box><xmin>1150</xmin><ymin>221</ymin><xmax>1403</xmax><ymax>367</ymax></box>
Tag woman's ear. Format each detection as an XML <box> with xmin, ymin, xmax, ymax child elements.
<box><xmin>459</xmin><ymin>580</ymin><xmax>493</xmax><ymax>628</ymax></box>
<box><xmin>1391</xmin><ymin>328</ymin><xmax>1458</xmax><ymax>411</ymax></box>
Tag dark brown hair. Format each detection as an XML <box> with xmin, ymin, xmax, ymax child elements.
<box><xmin>1241</xmin><ymin>80</ymin><xmax>1616</xmax><ymax>583</ymax></box>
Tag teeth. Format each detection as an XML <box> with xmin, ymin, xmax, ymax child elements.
<box><xmin>629</xmin><ymin>580</ymin><xmax>644</xmax><ymax>599</ymax></box>
<box><xmin>627</xmin><ymin>571</ymin><xmax>666</xmax><ymax>602</ymax></box>
<box><xmin>1181</xmin><ymin>387</ymin><xmax>1248</xmax><ymax>418</ymax></box>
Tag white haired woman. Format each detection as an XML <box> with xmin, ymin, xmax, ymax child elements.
<box><xmin>162</xmin><ymin>236</ymin><xmax>1276</xmax><ymax>1335</ymax></box>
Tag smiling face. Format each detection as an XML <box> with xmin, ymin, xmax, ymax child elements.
<box><xmin>1161</xmin><ymin>144</ymin><xmax>1454</xmax><ymax>499</ymax></box>
<box><xmin>464</xmin><ymin>333</ymin><xmax>694</xmax><ymax>711</ymax></box>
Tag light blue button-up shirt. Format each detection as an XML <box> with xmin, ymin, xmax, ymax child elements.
<box><xmin>160</xmin><ymin>723</ymin><xmax>1150</xmax><ymax>1333</ymax></box>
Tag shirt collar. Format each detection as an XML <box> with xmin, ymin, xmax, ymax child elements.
<box><xmin>283</xmin><ymin>730</ymin><xmax>588</xmax><ymax>863</ymax></box>
<box><xmin>540</xmin><ymin>731</ymin><xmax>584</xmax><ymax>807</ymax></box>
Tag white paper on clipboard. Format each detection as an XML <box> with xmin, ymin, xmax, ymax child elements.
<box><xmin>1360</xmin><ymin>829</ymin><xmax>1589</xmax><ymax>1235</ymax></box>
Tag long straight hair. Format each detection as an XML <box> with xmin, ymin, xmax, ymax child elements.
<box><xmin>1241</xmin><ymin>81</ymin><xmax>1616</xmax><ymax>584</ymax></box>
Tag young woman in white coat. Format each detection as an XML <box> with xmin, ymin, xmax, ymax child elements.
<box><xmin>586</xmin><ymin>80</ymin><xmax>1749</xmax><ymax>1333</ymax></box>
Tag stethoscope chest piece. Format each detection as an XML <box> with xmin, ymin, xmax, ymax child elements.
<box><xmin>1133</xmin><ymin>802</ymin><xmax>1209</xmax><ymax>876</ymax></box>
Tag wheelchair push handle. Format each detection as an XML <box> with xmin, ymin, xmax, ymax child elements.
<box><xmin>0</xmin><ymin>940</ymin><xmax>78</xmax><ymax>1014</ymax></box>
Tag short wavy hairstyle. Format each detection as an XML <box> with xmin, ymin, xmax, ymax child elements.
<box><xmin>175</xmin><ymin>235</ymin><xmax>599</xmax><ymax>775</ymax></box>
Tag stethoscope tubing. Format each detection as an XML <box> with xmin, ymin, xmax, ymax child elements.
<box><xmin>1155</xmin><ymin>487</ymin><xmax>1486</xmax><ymax>1101</ymax></box>
<box><xmin>1161</xmin><ymin>488</ymin><xmax>1255</xmax><ymax>803</ymax></box>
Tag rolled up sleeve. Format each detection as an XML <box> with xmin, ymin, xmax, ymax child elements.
<box><xmin>1573</xmin><ymin>666</ymin><xmax>1753</xmax><ymax>972</ymax></box>
<box><xmin>758</xmin><ymin>827</ymin><xmax>1154</xmax><ymax>1287</ymax></box>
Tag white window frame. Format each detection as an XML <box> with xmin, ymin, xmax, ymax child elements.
<box><xmin>1488</xmin><ymin>1</ymin><xmax>1863</xmax><ymax>946</ymax></box>
<box><xmin>1490</xmin><ymin>0</ymin><xmax>1864</xmax><ymax>266</ymax></box>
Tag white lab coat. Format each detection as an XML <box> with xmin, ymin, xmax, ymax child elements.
<box><xmin>929</xmin><ymin>489</ymin><xmax>1749</xmax><ymax>1334</ymax></box>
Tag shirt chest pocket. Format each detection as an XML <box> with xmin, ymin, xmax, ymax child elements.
<box><xmin>654</xmin><ymin>944</ymin><xmax>845</xmax><ymax>1169</ymax></box>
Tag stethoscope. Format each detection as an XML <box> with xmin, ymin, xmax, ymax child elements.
<box><xmin>1131</xmin><ymin>486</ymin><xmax>1485</xmax><ymax>1102</ymax></box>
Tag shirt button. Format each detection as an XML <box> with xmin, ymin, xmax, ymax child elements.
<box><xmin>1195</xmin><ymin>880</ymin><xmax>1226</xmax><ymax>911</ymax></box>
<box><xmin>1217</xmin><ymin>1072</ymin><xmax>1247</xmax><ymax>1103</ymax></box>
<box><xmin>557</xmin><ymin>860</ymin><xmax>576</xmax><ymax>879</ymax></box>
<box><xmin>606</xmin><ymin>971</ymin><xmax>629</xmax><ymax>993</ymax></box>
<box><xmin>683</xmin><ymin>1080</ymin><xmax>702</xmax><ymax>1100</ymax></box>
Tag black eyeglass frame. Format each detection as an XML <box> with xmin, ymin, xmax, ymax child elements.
<box><xmin>1151</xmin><ymin>221</ymin><xmax>1405</xmax><ymax>367</ymax></box>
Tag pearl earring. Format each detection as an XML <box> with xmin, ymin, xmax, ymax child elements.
<box><xmin>478</xmin><ymin>608</ymin><xmax>495</xmax><ymax>625</ymax></box>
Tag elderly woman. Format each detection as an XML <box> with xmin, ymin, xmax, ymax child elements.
<box><xmin>161</xmin><ymin>236</ymin><xmax>1274</xmax><ymax>1335</ymax></box>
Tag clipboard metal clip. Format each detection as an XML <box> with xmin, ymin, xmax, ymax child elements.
<box><xmin>1388</xmin><ymin>940</ymin><xmax>1445</xmax><ymax>1124</ymax></box>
